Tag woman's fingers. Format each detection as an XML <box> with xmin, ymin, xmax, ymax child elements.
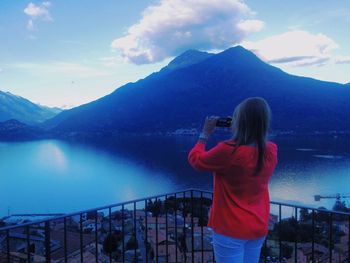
<box><xmin>202</xmin><ymin>116</ymin><xmax>218</xmax><ymax>137</ymax></box>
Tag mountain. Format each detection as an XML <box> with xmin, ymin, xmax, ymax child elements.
<box><xmin>162</xmin><ymin>49</ymin><xmax>213</xmax><ymax>72</ymax></box>
<box><xmin>46</xmin><ymin>46</ymin><xmax>350</xmax><ymax>135</ymax></box>
<box><xmin>0</xmin><ymin>91</ymin><xmax>62</xmax><ymax>124</ymax></box>
<box><xmin>0</xmin><ymin>119</ymin><xmax>44</xmax><ymax>140</ymax></box>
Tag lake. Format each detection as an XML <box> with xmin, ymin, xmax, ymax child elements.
<box><xmin>1</xmin><ymin>134</ymin><xmax>350</xmax><ymax>217</ymax></box>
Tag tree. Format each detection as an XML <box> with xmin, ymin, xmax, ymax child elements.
<box><xmin>299</xmin><ymin>208</ymin><xmax>310</xmax><ymax>222</ymax></box>
<box><xmin>103</xmin><ymin>233</ymin><xmax>119</xmax><ymax>254</ymax></box>
<box><xmin>126</xmin><ymin>235</ymin><xmax>138</xmax><ymax>250</ymax></box>
<box><xmin>333</xmin><ymin>200</ymin><xmax>349</xmax><ymax>213</ymax></box>
<box><xmin>281</xmin><ymin>243</ymin><xmax>293</xmax><ymax>259</ymax></box>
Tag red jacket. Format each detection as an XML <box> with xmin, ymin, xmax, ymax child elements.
<box><xmin>188</xmin><ymin>140</ymin><xmax>278</xmax><ymax>239</ymax></box>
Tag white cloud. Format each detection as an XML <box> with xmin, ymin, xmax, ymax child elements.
<box><xmin>0</xmin><ymin>68</ymin><xmax>3</xmax><ymax>74</ymax></box>
<box><xmin>12</xmin><ymin>62</ymin><xmax>112</xmax><ymax>78</ymax></box>
<box><xmin>111</xmin><ymin>0</ymin><xmax>264</xmax><ymax>64</ymax></box>
<box><xmin>59</xmin><ymin>104</ymin><xmax>76</xmax><ymax>110</ymax></box>
<box><xmin>99</xmin><ymin>56</ymin><xmax>124</xmax><ymax>67</ymax></box>
<box><xmin>24</xmin><ymin>2</ymin><xmax>52</xmax><ymax>20</ymax></box>
<box><xmin>335</xmin><ymin>56</ymin><xmax>350</xmax><ymax>64</ymax></box>
<box><xmin>27</xmin><ymin>19</ymin><xmax>35</xmax><ymax>31</ymax></box>
<box><xmin>242</xmin><ymin>30</ymin><xmax>339</xmax><ymax>67</ymax></box>
<box><xmin>24</xmin><ymin>2</ymin><xmax>52</xmax><ymax>31</ymax></box>
<box><xmin>42</xmin><ymin>1</ymin><xmax>51</xmax><ymax>8</ymax></box>
<box><xmin>236</xmin><ymin>19</ymin><xmax>264</xmax><ymax>34</ymax></box>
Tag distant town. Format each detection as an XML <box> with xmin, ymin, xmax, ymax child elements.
<box><xmin>1</xmin><ymin>194</ymin><xmax>350</xmax><ymax>262</ymax></box>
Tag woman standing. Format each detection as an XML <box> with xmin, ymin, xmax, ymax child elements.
<box><xmin>188</xmin><ymin>97</ymin><xmax>278</xmax><ymax>263</ymax></box>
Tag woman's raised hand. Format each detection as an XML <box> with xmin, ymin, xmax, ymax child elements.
<box><xmin>202</xmin><ymin>116</ymin><xmax>219</xmax><ymax>138</ymax></box>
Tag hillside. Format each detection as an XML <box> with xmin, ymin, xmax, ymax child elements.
<box><xmin>45</xmin><ymin>46</ymin><xmax>350</xmax><ymax>134</ymax></box>
<box><xmin>0</xmin><ymin>91</ymin><xmax>62</xmax><ymax>124</ymax></box>
<box><xmin>0</xmin><ymin>119</ymin><xmax>45</xmax><ymax>140</ymax></box>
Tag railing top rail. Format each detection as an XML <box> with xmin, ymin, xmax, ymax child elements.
<box><xmin>0</xmin><ymin>188</ymin><xmax>194</xmax><ymax>231</ymax></box>
<box><xmin>270</xmin><ymin>200</ymin><xmax>350</xmax><ymax>216</ymax></box>
<box><xmin>2</xmin><ymin>188</ymin><xmax>350</xmax><ymax>231</ymax></box>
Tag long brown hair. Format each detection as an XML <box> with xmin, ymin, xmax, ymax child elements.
<box><xmin>232</xmin><ymin>97</ymin><xmax>271</xmax><ymax>175</ymax></box>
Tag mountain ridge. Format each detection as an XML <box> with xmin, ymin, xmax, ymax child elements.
<box><xmin>0</xmin><ymin>119</ymin><xmax>45</xmax><ymax>140</ymax></box>
<box><xmin>164</xmin><ymin>49</ymin><xmax>213</xmax><ymax>72</ymax></box>
<box><xmin>0</xmin><ymin>91</ymin><xmax>63</xmax><ymax>125</ymax></box>
<box><xmin>39</xmin><ymin>46</ymin><xmax>350</xmax><ymax>135</ymax></box>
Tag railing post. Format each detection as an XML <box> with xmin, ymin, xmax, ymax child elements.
<box><xmin>80</xmin><ymin>213</ymin><xmax>83</xmax><ymax>263</ymax></box>
<box><xmin>294</xmin><ymin>207</ymin><xmax>297</xmax><ymax>263</ymax></box>
<box><xmin>6</xmin><ymin>230</ymin><xmax>10</xmax><ymax>263</ymax></box>
<box><xmin>165</xmin><ymin>195</ymin><xmax>169</xmax><ymax>263</ymax></box>
<box><xmin>26</xmin><ymin>225</ymin><xmax>31</xmax><ymax>263</ymax></box>
<box><xmin>108</xmin><ymin>207</ymin><xmax>112</xmax><ymax>263</ymax></box>
<box><xmin>45</xmin><ymin>221</ymin><xmax>51</xmax><ymax>263</ymax></box>
<box><xmin>200</xmin><ymin>191</ymin><xmax>204</xmax><ymax>263</ymax></box>
<box><xmin>122</xmin><ymin>204</ymin><xmax>125</xmax><ymax>263</ymax></box>
<box><xmin>183</xmin><ymin>191</ymin><xmax>187</xmax><ymax>263</ymax></box>
<box><xmin>64</xmin><ymin>217</ymin><xmax>68</xmax><ymax>263</ymax></box>
<box><xmin>263</xmin><ymin>238</ymin><xmax>267</xmax><ymax>263</ymax></box>
<box><xmin>134</xmin><ymin>202</ymin><xmax>137</xmax><ymax>263</ymax></box>
<box><xmin>278</xmin><ymin>204</ymin><xmax>282</xmax><ymax>262</ymax></box>
<box><xmin>190</xmin><ymin>190</ymin><xmax>194</xmax><ymax>263</ymax></box>
<box><xmin>211</xmin><ymin>192</ymin><xmax>214</xmax><ymax>262</ymax></box>
<box><xmin>329</xmin><ymin>213</ymin><xmax>333</xmax><ymax>263</ymax></box>
<box><xmin>348</xmin><ymin>215</ymin><xmax>350</xmax><ymax>263</ymax></box>
<box><xmin>145</xmin><ymin>199</ymin><xmax>149</xmax><ymax>263</ymax></box>
<box><xmin>312</xmin><ymin>210</ymin><xmax>315</xmax><ymax>262</ymax></box>
<box><xmin>174</xmin><ymin>193</ymin><xmax>178</xmax><ymax>263</ymax></box>
<box><xmin>155</xmin><ymin>197</ymin><xmax>159</xmax><ymax>263</ymax></box>
<box><xmin>95</xmin><ymin>210</ymin><xmax>98</xmax><ymax>263</ymax></box>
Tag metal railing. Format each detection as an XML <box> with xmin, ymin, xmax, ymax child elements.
<box><xmin>1</xmin><ymin>189</ymin><xmax>350</xmax><ymax>262</ymax></box>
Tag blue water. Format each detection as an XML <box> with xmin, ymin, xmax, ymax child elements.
<box><xmin>0</xmin><ymin>139</ymin><xmax>178</xmax><ymax>216</ymax></box>
<box><xmin>1</xmin><ymin>135</ymin><xmax>350</xmax><ymax>216</ymax></box>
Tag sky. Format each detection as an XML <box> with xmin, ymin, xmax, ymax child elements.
<box><xmin>0</xmin><ymin>0</ymin><xmax>349</xmax><ymax>109</ymax></box>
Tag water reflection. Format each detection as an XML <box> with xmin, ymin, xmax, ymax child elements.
<box><xmin>35</xmin><ymin>141</ymin><xmax>68</xmax><ymax>172</ymax></box>
<box><xmin>0</xmin><ymin>139</ymin><xmax>176</xmax><ymax>216</ymax></box>
<box><xmin>1</xmin><ymin>134</ymin><xmax>350</xmax><ymax>216</ymax></box>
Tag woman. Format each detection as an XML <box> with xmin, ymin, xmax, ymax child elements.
<box><xmin>188</xmin><ymin>97</ymin><xmax>278</xmax><ymax>263</ymax></box>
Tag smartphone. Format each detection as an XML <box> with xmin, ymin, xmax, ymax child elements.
<box><xmin>216</xmin><ymin>117</ymin><xmax>232</xmax><ymax>127</ymax></box>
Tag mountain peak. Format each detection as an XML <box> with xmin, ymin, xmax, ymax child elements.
<box><xmin>0</xmin><ymin>90</ymin><xmax>62</xmax><ymax>124</ymax></box>
<box><xmin>47</xmin><ymin>43</ymin><xmax>350</xmax><ymax>134</ymax></box>
<box><xmin>226</xmin><ymin>45</ymin><xmax>247</xmax><ymax>52</ymax></box>
<box><xmin>1</xmin><ymin>90</ymin><xmax>23</xmax><ymax>100</ymax></box>
<box><xmin>199</xmin><ymin>45</ymin><xmax>274</xmax><ymax>72</ymax></box>
<box><xmin>165</xmin><ymin>49</ymin><xmax>213</xmax><ymax>71</ymax></box>
<box><xmin>218</xmin><ymin>45</ymin><xmax>260</xmax><ymax>61</ymax></box>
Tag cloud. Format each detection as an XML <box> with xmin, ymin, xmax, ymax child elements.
<box><xmin>24</xmin><ymin>2</ymin><xmax>52</xmax><ymax>31</ymax></box>
<box><xmin>0</xmin><ymin>68</ymin><xmax>3</xmax><ymax>74</ymax></box>
<box><xmin>236</xmin><ymin>19</ymin><xmax>264</xmax><ymax>34</ymax></box>
<box><xmin>27</xmin><ymin>19</ymin><xmax>35</xmax><ymax>31</ymax></box>
<box><xmin>111</xmin><ymin>0</ymin><xmax>264</xmax><ymax>64</ymax></box>
<box><xmin>99</xmin><ymin>56</ymin><xmax>124</xmax><ymax>67</ymax></box>
<box><xmin>24</xmin><ymin>2</ymin><xmax>52</xmax><ymax>20</ymax></box>
<box><xmin>335</xmin><ymin>56</ymin><xmax>350</xmax><ymax>64</ymax></box>
<box><xmin>12</xmin><ymin>62</ymin><xmax>112</xmax><ymax>78</ymax></box>
<box><xmin>243</xmin><ymin>30</ymin><xmax>338</xmax><ymax>67</ymax></box>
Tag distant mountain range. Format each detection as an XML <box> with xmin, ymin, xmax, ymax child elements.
<box><xmin>44</xmin><ymin>46</ymin><xmax>350</xmax><ymax>136</ymax></box>
<box><xmin>0</xmin><ymin>91</ymin><xmax>62</xmax><ymax>125</ymax></box>
<box><xmin>0</xmin><ymin>119</ymin><xmax>45</xmax><ymax>140</ymax></box>
<box><xmin>162</xmin><ymin>49</ymin><xmax>213</xmax><ymax>72</ymax></box>
<box><xmin>1</xmin><ymin>46</ymin><xmax>350</xmax><ymax>141</ymax></box>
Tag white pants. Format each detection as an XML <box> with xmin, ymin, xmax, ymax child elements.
<box><xmin>212</xmin><ymin>231</ymin><xmax>266</xmax><ymax>263</ymax></box>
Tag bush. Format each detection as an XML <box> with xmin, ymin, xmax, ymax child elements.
<box><xmin>103</xmin><ymin>233</ymin><xmax>119</xmax><ymax>253</ymax></box>
<box><xmin>126</xmin><ymin>235</ymin><xmax>138</xmax><ymax>250</ymax></box>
